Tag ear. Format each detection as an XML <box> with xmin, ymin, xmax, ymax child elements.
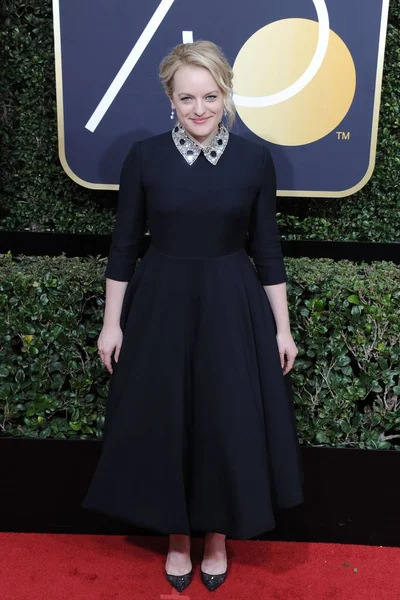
<box><xmin>167</xmin><ymin>93</ymin><xmax>175</xmax><ymax>110</ymax></box>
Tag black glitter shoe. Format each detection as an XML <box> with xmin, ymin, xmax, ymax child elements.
<box><xmin>165</xmin><ymin>566</ymin><xmax>194</xmax><ymax>592</ymax></box>
<box><xmin>200</xmin><ymin>564</ymin><xmax>228</xmax><ymax>591</ymax></box>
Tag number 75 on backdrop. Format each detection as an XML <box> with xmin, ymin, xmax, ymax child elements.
<box><xmin>52</xmin><ymin>0</ymin><xmax>389</xmax><ymax>197</ymax></box>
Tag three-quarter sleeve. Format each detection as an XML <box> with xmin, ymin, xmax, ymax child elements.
<box><xmin>104</xmin><ymin>140</ymin><xmax>146</xmax><ymax>282</ymax></box>
<box><xmin>247</xmin><ymin>144</ymin><xmax>288</xmax><ymax>286</ymax></box>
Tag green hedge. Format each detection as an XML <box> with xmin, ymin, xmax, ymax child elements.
<box><xmin>0</xmin><ymin>1</ymin><xmax>399</xmax><ymax>241</ymax></box>
<box><xmin>1</xmin><ymin>253</ymin><xmax>399</xmax><ymax>448</ymax></box>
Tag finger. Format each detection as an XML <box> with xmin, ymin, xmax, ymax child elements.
<box><xmin>104</xmin><ymin>353</ymin><xmax>113</xmax><ymax>374</ymax></box>
<box><xmin>285</xmin><ymin>352</ymin><xmax>295</xmax><ymax>373</ymax></box>
<box><xmin>284</xmin><ymin>357</ymin><xmax>295</xmax><ymax>374</ymax></box>
<box><xmin>282</xmin><ymin>357</ymin><xmax>288</xmax><ymax>374</ymax></box>
<box><xmin>283</xmin><ymin>361</ymin><xmax>290</xmax><ymax>375</ymax></box>
<box><xmin>99</xmin><ymin>350</ymin><xmax>109</xmax><ymax>371</ymax></box>
<box><xmin>114</xmin><ymin>346</ymin><xmax>121</xmax><ymax>363</ymax></box>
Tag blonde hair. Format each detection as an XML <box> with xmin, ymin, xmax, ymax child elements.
<box><xmin>158</xmin><ymin>40</ymin><xmax>237</xmax><ymax>130</ymax></box>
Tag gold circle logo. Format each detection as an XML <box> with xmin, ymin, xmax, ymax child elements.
<box><xmin>233</xmin><ymin>14</ymin><xmax>356</xmax><ymax>146</ymax></box>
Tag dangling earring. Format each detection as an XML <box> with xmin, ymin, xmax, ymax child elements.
<box><xmin>170</xmin><ymin>107</ymin><xmax>175</xmax><ymax>120</ymax></box>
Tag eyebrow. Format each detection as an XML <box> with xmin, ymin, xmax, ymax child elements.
<box><xmin>178</xmin><ymin>90</ymin><xmax>220</xmax><ymax>96</ymax></box>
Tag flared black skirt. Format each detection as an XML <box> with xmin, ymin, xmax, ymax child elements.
<box><xmin>81</xmin><ymin>243</ymin><xmax>304</xmax><ymax>539</ymax></box>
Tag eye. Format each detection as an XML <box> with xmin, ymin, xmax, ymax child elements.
<box><xmin>180</xmin><ymin>97</ymin><xmax>191</xmax><ymax>102</ymax></box>
<box><xmin>207</xmin><ymin>95</ymin><xmax>217</xmax><ymax>100</ymax></box>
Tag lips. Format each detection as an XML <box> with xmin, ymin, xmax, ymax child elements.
<box><xmin>192</xmin><ymin>117</ymin><xmax>209</xmax><ymax>123</ymax></box>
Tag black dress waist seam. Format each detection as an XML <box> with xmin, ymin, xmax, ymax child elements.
<box><xmin>149</xmin><ymin>243</ymin><xmax>246</xmax><ymax>260</ymax></box>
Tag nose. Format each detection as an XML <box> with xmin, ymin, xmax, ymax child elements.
<box><xmin>194</xmin><ymin>101</ymin><xmax>206</xmax><ymax>116</ymax></box>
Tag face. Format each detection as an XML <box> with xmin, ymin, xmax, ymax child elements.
<box><xmin>170</xmin><ymin>65</ymin><xmax>225</xmax><ymax>144</ymax></box>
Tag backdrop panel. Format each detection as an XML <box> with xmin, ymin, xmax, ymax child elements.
<box><xmin>53</xmin><ymin>0</ymin><xmax>389</xmax><ymax>196</ymax></box>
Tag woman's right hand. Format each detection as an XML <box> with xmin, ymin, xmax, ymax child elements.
<box><xmin>97</xmin><ymin>324</ymin><xmax>123</xmax><ymax>374</ymax></box>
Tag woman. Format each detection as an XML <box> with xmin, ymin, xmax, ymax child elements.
<box><xmin>82</xmin><ymin>40</ymin><xmax>304</xmax><ymax>592</ymax></box>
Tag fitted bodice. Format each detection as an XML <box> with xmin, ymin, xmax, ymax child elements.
<box><xmin>104</xmin><ymin>130</ymin><xmax>288</xmax><ymax>286</ymax></box>
<box><xmin>141</xmin><ymin>132</ymin><xmax>260</xmax><ymax>257</ymax></box>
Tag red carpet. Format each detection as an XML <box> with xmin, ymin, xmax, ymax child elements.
<box><xmin>1</xmin><ymin>533</ymin><xmax>399</xmax><ymax>599</ymax></box>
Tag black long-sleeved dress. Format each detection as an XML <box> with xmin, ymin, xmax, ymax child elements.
<box><xmin>81</xmin><ymin>127</ymin><xmax>304</xmax><ymax>539</ymax></box>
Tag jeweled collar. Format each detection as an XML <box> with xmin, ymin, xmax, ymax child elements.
<box><xmin>171</xmin><ymin>120</ymin><xmax>229</xmax><ymax>166</ymax></box>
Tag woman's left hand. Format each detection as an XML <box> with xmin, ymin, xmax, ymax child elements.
<box><xmin>276</xmin><ymin>331</ymin><xmax>298</xmax><ymax>375</ymax></box>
